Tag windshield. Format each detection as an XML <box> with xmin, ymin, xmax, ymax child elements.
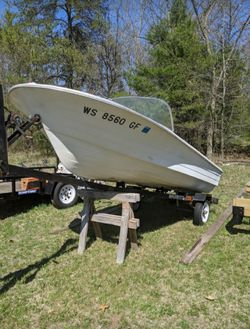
<box><xmin>112</xmin><ymin>96</ymin><xmax>174</xmax><ymax>131</ymax></box>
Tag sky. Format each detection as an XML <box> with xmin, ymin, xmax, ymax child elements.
<box><xmin>0</xmin><ymin>0</ymin><xmax>7</xmax><ymax>19</ymax></box>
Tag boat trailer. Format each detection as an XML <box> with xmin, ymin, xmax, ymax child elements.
<box><xmin>0</xmin><ymin>84</ymin><xmax>219</xmax><ymax>262</ymax></box>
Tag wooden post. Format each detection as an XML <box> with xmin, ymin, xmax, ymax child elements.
<box><xmin>91</xmin><ymin>201</ymin><xmax>103</xmax><ymax>239</ymax></box>
<box><xmin>78</xmin><ymin>196</ymin><xmax>92</xmax><ymax>254</ymax></box>
<box><xmin>92</xmin><ymin>222</ymin><xmax>103</xmax><ymax>239</ymax></box>
<box><xmin>129</xmin><ymin>228</ymin><xmax>139</xmax><ymax>251</ymax></box>
<box><xmin>128</xmin><ymin>206</ymin><xmax>138</xmax><ymax>250</ymax></box>
<box><xmin>116</xmin><ymin>202</ymin><xmax>130</xmax><ymax>264</ymax></box>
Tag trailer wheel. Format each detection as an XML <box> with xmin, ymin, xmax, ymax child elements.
<box><xmin>193</xmin><ymin>202</ymin><xmax>210</xmax><ymax>226</ymax></box>
<box><xmin>52</xmin><ymin>183</ymin><xmax>78</xmax><ymax>209</ymax></box>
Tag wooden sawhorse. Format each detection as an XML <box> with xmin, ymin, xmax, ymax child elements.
<box><xmin>77</xmin><ymin>190</ymin><xmax>140</xmax><ymax>264</ymax></box>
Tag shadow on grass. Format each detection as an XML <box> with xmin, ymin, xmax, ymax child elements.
<box><xmin>135</xmin><ymin>196</ymin><xmax>193</xmax><ymax>234</ymax></box>
<box><xmin>69</xmin><ymin>196</ymin><xmax>193</xmax><ymax>246</ymax></box>
<box><xmin>226</xmin><ymin>217</ymin><xmax>250</xmax><ymax>235</ymax></box>
<box><xmin>0</xmin><ymin>195</ymin><xmax>51</xmax><ymax>220</ymax></box>
<box><xmin>68</xmin><ymin>218</ymin><xmax>96</xmax><ymax>249</ymax></box>
<box><xmin>0</xmin><ymin>238</ymin><xmax>77</xmax><ymax>294</ymax></box>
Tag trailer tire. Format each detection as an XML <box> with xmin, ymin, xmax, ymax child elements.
<box><xmin>193</xmin><ymin>202</ymin><xmax>210</xmax><ymax>226</ymax></box>
<box><xmin>52</xmin><ymin>183</ymin><xmax>78</xmax><ymax>209</ymax></box>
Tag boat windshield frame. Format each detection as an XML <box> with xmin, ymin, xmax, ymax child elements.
<box><xmin>112</xmin><ymin>96</ymin><xmax>174</xmax><ymax>131</ymax></box>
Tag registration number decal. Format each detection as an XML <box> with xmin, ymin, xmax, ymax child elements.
<box><xmin>82</xmin><ymin>106</ymin><xmax>151</xmax><ymax>133</ymax></box>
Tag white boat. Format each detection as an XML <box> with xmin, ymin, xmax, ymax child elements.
<box><xmin>8</xmin><ymin>83</ymin><xmax>222</xmax><ymax>193</ymax></box>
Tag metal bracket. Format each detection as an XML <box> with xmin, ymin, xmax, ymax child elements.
<box><xmin>7</xmin><ymin>114</ymin><xmax>41</xmax><ymax>146</ymax></box>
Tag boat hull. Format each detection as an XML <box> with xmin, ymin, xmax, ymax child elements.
<box><xmin>8</xmin><ymin>83</ymin><xmax>222</xmax><ymax>193</ymax></box>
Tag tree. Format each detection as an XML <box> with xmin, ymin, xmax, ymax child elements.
<box><xmin>87</xmin><ymin>4</ymin><xmax>124</xmax><ymax>97</ymax></box>
<box><xmin>0</xmin><ymin>1</ymin><xmax>109</xmax><ymax>154</ymax></box>
<box><xmin>129</xmin><ymin>0</ymin><xmax>209</xmax><ymax>150</ymax></box>
<box><xmin>5</xmin><ymin>0</ymin><xmax>108</xmax><ymax>89</ymax></box>
<box><xmin>0</xmin><ymin>10</ymin><xmax>49</xmax><ymax>88</ymax></box>
<box><xmin>190</xmin><ymin>0</ymin><xmax>250</xmax><ymax>158</ymax></box>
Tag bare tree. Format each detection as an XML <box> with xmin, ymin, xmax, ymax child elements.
<box><xmin>190</xmin><ymin>0</ymin><xmax>250</xmax><ymax>158</ymax></box>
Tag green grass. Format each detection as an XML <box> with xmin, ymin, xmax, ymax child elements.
<box><xmin>0</xmin><ymin>164</ymin><xmax>250</xmax><ymax>329</ymax></box>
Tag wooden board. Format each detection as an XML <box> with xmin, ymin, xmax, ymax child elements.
<box><xmin>81</xmin><ymin>191</ymin><xmax>140</xmax><ymax>203</ymax></box>
<box><xmin>180</xmin><ymin>182</ymin><xmax>248</xmax><ymax>265</ymax></box>
<box><xmin>91</xmin><ymin>213</ymin><xmax>139</xmax><ymax>229</ymax></box>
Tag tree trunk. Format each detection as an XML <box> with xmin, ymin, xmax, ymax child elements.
<box><xmin>220</xmin><ymin>43</ymin><xmax>226</xmax><ymax>160</ymax></box>
<box><xmin>206</xmin><ymin>112</ymin><xmax>214</xmax><ymax>159</ymax></box>
<box><xmin>206</xmin><ymin>72</ymin><xmax>217</xmax><ymax>159</ymax></box>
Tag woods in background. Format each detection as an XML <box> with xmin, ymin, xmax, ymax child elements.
<box><xmin>0</xmin><ymin>0</ymin><xmax>249</xmax><ymax>158</ymax></box>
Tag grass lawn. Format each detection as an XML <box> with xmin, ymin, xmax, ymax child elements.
<box><xmin>0</xmin><ymin>164</ymin><xmax>250</xmax><ymax>329</ymax></box>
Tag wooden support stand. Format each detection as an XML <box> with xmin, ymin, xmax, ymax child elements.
<box><xmin>233</xmin><ymin>198</ymin><xmax>250</xmax><ymax>217</ymax></box>
<box><xmin>232</xmin><ymin>182</ymin><xmax>250</xmax><ymax>221</ymax></box>
<box><xmin>77</xmin><ymin>191</ymin><xmax>140</xmax><ymax>264</ymax></box>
